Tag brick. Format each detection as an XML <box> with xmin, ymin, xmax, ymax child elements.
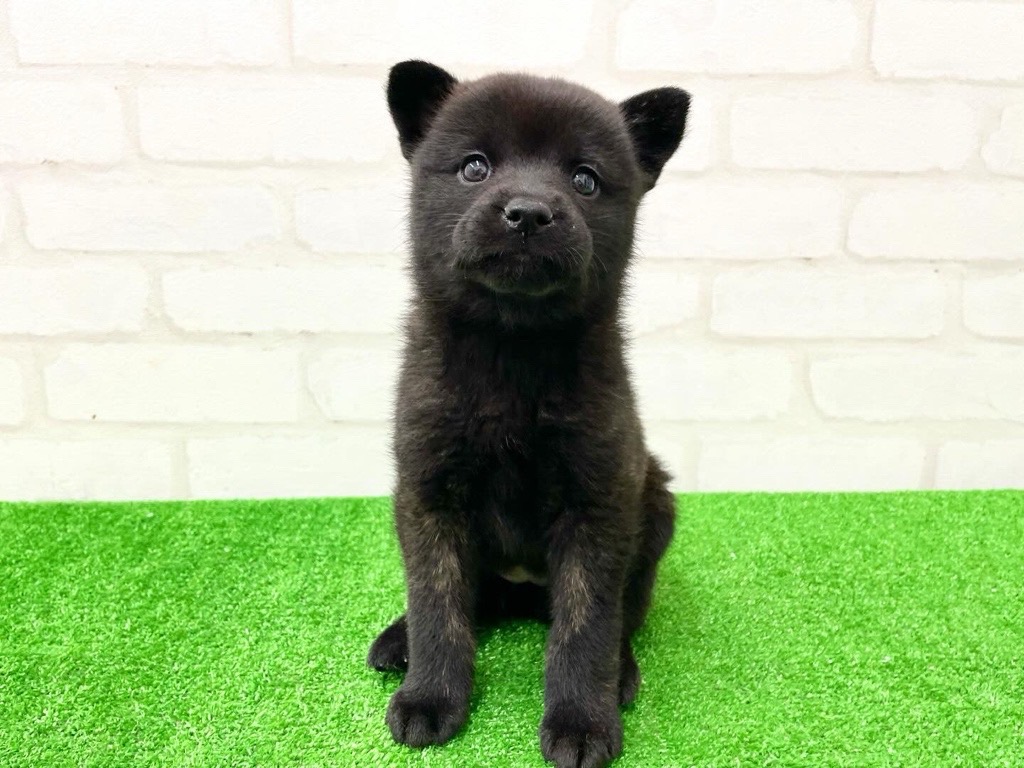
<box><xmin>45</xmin><ymin>344</ymin><xmax>300</xmax><ymax>423</ymax></box>
<box><xmin>936</xmin><ymin>440</ymin><xmax>1024</xmax><ymax>490</ymax></box>
<box><xmin>848</xmin><ymin>183</ymin><xmax>1024</xmax><ymax>261</ymax></box>
<box><xmin>0</xmin><ymin>358</ymin><xmax>25</xmax><ymax>425</ymax></box>
<box><xmin>295</xmin><ymin>182</ymin><xmax>406</xmax><ymax>255</ymax></box>
<box><xmin>20</xmin><ymin>181</ymin><xmax>280</xmax><ymax>253</ymax></box>
<box><xmin>0</xmin><ymin>265</ymin><xmax>148</xmax><ymax>334</ymax></box>
<box><xmin>163</xmin><ymin>266</ymin><xmax>409</xmax><ymax>335</ymax></box>
<box><xmin>731</xmin><ymin>92</ymin><xmax>977</xmax><ymax>172</ymax></box>
<box><xmin>964</xmin><ymin>273</ymin><xmax>1024</xmax><ymax>338</ymax></box>
<box><xmin>631</xmin><ymin>343</ymin><xmax>793</xmax><ymax>420</ymax></box>
<box><xmin>294</xmin><ymin>0</ymin><xmax>591</xmax><ymax>66</ymax></box>
<box><xmin>983</xmin><ymin>104</ymin><xmax>1024</xmax><ymax>177</ymax></box>
<box><xmin>139</xmin><ymin>77</ymin><xmax>392</xmax><ymax>164</ymax></box>
<box><xmin>811</xmin><ymin>351</ymin><xmax>1024</xmax><ymax>422</ymax></box>
<box><xmin>872</xmin><ymin>0</ymin><xmax>1024</xmax><ymax>82</ymax></box>
<box><xmin>698</xmin><ymin>437</ymin><xmax>926</xmax><ymax>491</ymax></box>
<box><xmin>636</xmin><ymin>178</ymin><xmax>842</xmax><ymax>260</ymax></box>
<box><xmin>307</xmin><ymin>343</ymin><xmax>401</xmax><ymax>423</ymax></box>
<box><xmin>624</xmin><ymin>262</ymin><xmax>701</xmax><ymax>335</ymax></box>
<box><xmin>617</xmin><ymin>0</ymin><xmax>857</xmax><ymax>74</ymax></box>
<box><xmin>187</xmin><ymin>431</ymin><xmax>393</xmax><ymax>498</ymax></box>
<box><xmin>0</xmin><ymin>82</ymin><xmax>123</xmax><ymax>164</ymax></box>
<box><xmin>0</xmin><ymin>440</ymin><xmax>175</xmax><ymax>500</ymax></box>
<box><xmin>711</xmin><ymin>266</ymin><xmax>944</xmax><ymax>339</ymax></box>
<box><xmin>9</xmin><ymin>0</ymin><xmax>280</xmax><ymax>65</ymax></box>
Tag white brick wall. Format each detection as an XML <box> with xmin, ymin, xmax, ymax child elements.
<box><xmin>711</xmin><ymin>267</ymin><xmax>945</xmax><ymax>339</ymax></box>
<box><xmin>20</xmin><ymin>181</ymin><xmax>282</xmax><ymax>253</ymax></box>
<box><xmin>187</xmin><ymin>432</ymin><xmax>393</xmax><ymax>499</ymax></box>
<box><xmin>617</xmin><ymin>0</ymin><xmax>859</xmax><ymax>74</ymax></box>
<box><xmin>984</xmin><ymin>105</ymin><xmax>1024</xmax><ymax>177</ymax></box>
<box><xmin>294</xmin><ymin>182</ymin><xmax>407</xmax><ymax>255</ymax></box>
<box><xmin>963</xmin><ymin>273</ymin><xmax>1024</xmax><ymax>339</ymax></box>
<box><xmin>0</xmin><ymin>82</ymin><xmax>124</xmax><ymax>164</ymax></box>
<box><xmin>138</xmin><ymin>78</ymin><xmax>393</xmax><ymax>164</ymax></box>
<box><xmin>0</xmin><ymin>358</ymin><xmax>25</xmax><ymax>425</ymax></box>
<box><xmin>636</xmin><ymin>178</ymin><xmax>843</xmax><ymax>260</ymax></box>
<box><xmin>848</xmin><ymin>183</ymin><xmax>1024</xmax><ymax>262</ymax></box>
<box><xmin>45</xmin><ymin>344</ymin><xmax>301</xmax><ymax>423</ymax></box>
<box><xmin>936</xmin><ymin>441</ymin><xmax>1024</xmax><ymax>490</ymax></box>
<box><xmin>810</xmin><ymin>351</ymin><xmax>1024</xmax><ymax>422</ymax></box>
<box><xmin>730</xmin><ymin>91</ymin><xmax>978</xmax><ymax>172</ymax></box>
<box><xmin>10</xmin><ymin>0</ymin><xmax>282</xmax><ymax>65</ymax></box>
<box><xmin>162</xmin><ymin>266</ymin><xmax>409</xmax><ymax>334</ymax></box>
<box><xmin>0</xmin><ymin>265</ymin><xmax>149</xmax><ymax>334</ymax></box>
<box><xmin>698</xmin><ymin>437</ymin><xmax>926</xmax><ymax>492</ymax></box>
<box><xmin>0</xmin><ymin>439</ymin><xmax>176</xmax><ymax>500</ymax></box>
<box><xmin>625</xmin><ymin>265</ymin><xmax>701</xmax><ymax>335</ymax></box>
<box><xmin>872</xmin><ymin>0</ymin><xmax>1024</xmax><ymax>82</ymax></box>
<box><xmin>293</xmin><ymin>0</ymin><xmax>592</xmax><ymax>66</ymax></box>
<box><xmin>308</xmin><ymin>343</ymin><xmax>401</xmax><ymax>422</ymax></box>
<box><xmin>1</xmin><ymin>0</ymin><xmax>1022</xmax><ymax>498</ymax></box>
<box><xmin>631</xmin><ymin>344</ymin><xmax>793</xmax><ymax>421</ymax></box>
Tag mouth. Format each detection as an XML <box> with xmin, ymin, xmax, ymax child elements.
<box><xmin>469</xmin><ymin>272</ymin><xmax>566</xmax><ymax>298</ymax></box>
<box><xmin>462</xmin><ymin>252</ymin><xmax>568</xmax><ymax>298</ymax></box>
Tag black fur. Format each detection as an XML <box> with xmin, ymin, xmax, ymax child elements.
<box><xmin>368</xmin><ymin>61</ymin><xmax>688</xmax><ymax>768</ymax></box>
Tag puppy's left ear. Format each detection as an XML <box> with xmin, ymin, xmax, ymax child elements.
<box><xmin>387</xmin><ymin>60</ymin><xmax>458</xmax><ymax>161</ymax></box>
<box><xmin>620</xmin><ymin>88</ymin><xmax>690</xmax><ymax>187</ymax></box>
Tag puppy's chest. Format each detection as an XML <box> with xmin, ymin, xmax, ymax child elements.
<box><xmin>453</xmin><ymin>390</ymin><xmax>572</xmax><ymax>462</ymax></box>
<box><xmin>452</xmin><ymin>394</ymin><xmax>565</xmax><ymax>564</ymax></box>
<box><xmin>426</xmin><ymin>340</ymin><xmax>586</xmax><ymax>562</ymax></box>
<box><xmin>439</xmin><ymin>332</ymin><xmax>579</xmax><ymax>454</ymax></box>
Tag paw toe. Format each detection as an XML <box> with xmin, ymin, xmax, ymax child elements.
<box><xmin>386</xmin><ymin>687</ymin><xmax>464</xmax><ymax>747</ymax></box>
<box><xmin>540</xmin><ymin>704</ymin><xmax>622</xmax><ymax>768</ymax></box>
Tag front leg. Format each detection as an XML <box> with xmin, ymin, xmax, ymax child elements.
<box><xmin>387</xmin><ymin>492</ymin><xmax>476</xmax><ymax>747</ymax></box>
<box><xmin>541</xmin><ymin>514</ymin><xmax>628</xmax><ymax>768</ymax></box>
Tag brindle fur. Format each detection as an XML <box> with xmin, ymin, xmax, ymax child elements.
<box><xmin>367</xmin><ymin>60</ymin><xmax>688</xmax><ymax>768</ymax></box>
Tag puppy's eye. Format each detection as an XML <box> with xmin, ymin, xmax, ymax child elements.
<box><xmin>460</xmin><ymin>154</ymin><xmax>491</xmax><ymax>183</ymax></box>
<box><xmin>571</xmin><ymin>167</ymin><xmax>598</xmax><ymax>196</ymax></box>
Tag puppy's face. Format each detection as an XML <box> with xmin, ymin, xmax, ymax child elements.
<box><xmin>388</xmin><ymin>62</ymin><xmax>689</xmax><ymax>328</ymax></box>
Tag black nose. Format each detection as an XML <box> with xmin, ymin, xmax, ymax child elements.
<box><xmin>503</xmin><ymin>198</ymin><xmax>554</xmax><ymax>234</ymax></box>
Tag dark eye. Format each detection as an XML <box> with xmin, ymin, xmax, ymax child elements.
<box><xmin>571</xmin><ymin>167</ymin><xmax>598</xmax><ymax>196</ymax></box>
<box><xmin>460</xmin><ymin>154</ymin><xmax>490</xmax><ymax>183</ymax></box>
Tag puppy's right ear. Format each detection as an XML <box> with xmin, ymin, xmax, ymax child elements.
<box><xmin>387</xmin><ymin>60</ymin><xmax>458</xmax><ymax>161</ymax></box>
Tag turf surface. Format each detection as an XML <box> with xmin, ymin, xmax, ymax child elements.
<box><xmin>1</xmin><ymin>491</ymin><xmax>1022</xmax><ymax>767</ymax></box>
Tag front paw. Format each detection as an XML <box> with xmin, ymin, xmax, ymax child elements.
<box><xmin>386</xmin><ymin>685</ymin><xmax>467</xmax><ymax>747</ymax></box>
<box><xmin>540</xmin><ymin>701</ymin><xmax>623</xmax><ymax>768</ymax></box>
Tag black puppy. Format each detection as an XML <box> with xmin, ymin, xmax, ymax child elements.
<box><xmin>368</xmin><ymin>60</ymin><xmax>688</xmax><ymax>768</ymax></box>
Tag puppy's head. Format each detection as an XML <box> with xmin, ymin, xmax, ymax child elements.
<box><xmin>387</xmin><ymin>60</ymin><xmax>689</xmax><ymax>328</ymax></box>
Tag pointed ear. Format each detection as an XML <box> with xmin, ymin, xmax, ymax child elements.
<box><xmin>619</xmin><ymin>87</ymin><xmax>690</xmax><ymax>187</ymax></box>
<box><xmin>387</xmin><ymin>60</ymin><xmax>458</xmax><ymax>162</ymax></box>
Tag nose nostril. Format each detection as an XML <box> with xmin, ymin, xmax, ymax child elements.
<box><xmin>503</xmin><ymin>198</ymin><xmax>554</xmax><ymax>233</ymax></box>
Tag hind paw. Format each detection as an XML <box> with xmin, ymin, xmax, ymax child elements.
<box><xmin>367</xmin><ymin>616</ymin><xmax>408</xmax><ymax>672</ymax></box>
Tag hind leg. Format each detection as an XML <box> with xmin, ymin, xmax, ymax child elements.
<box><xmin>368</xmin><ymin>615</ymin><xmax>408</xmax><ymax>671</ymax></box>
<box><xmin>618</xmin><ymin>639</ymin><xmax>641</xmax><ymax>706</ymax></box>
<box><xmin>367</xmin><ymin>576</ymin><xmax>548</xmax><ymax>673</ymax></box>
<box><xmin>619</xmin><ymin>456</ymin><xmax>676</xmax><ymax>706</ymax></box>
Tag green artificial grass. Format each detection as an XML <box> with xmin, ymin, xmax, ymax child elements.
<box><xmin>1</xmin><ymin>492</ymin><xmax>1022</xmax><ymax>767</ymax></box>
